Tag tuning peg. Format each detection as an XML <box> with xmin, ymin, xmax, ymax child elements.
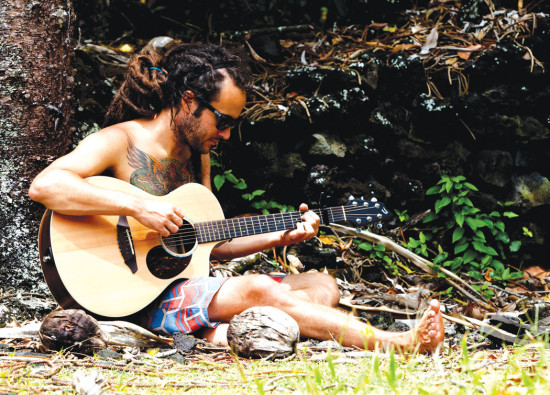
<box><xmin>370</xmin><ymin>197</ymin><xmax>378</xmax><ymax>202</ymax></box>
<box><xmin>360</xmin><ymin>196</ymin><xmax>364</xmax><ymax>200</ymax></box>
<box><xmin>348</xmin><ymin>195</ymin><xmax>355</xmax><ymax>201</ymax></box>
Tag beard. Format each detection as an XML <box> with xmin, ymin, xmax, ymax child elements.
<box><xmin>172</xmin><ymin>111</ymin><xmax>211</xmax><ymax>154</ymax></box>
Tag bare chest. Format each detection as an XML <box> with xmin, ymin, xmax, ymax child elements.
<box><xmin>113</xmin><ymin>139</ymin><xmax>197</xmax><ymax>196</ymax></box>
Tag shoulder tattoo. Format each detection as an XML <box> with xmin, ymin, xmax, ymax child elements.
<box><xmin>126</xmin><ymin>137</ymin><xmax>195</xmax><ymax>195</ymax></box>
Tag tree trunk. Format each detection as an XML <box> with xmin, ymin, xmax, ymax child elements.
<box><xmin>0</xmin><ymin>0</ymin><xmax>75</xmax><ymax>322</ymax></box>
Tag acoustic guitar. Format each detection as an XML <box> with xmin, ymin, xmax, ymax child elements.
<box><xmin>38</xmin><ymin>176</ymin><xmax>392</xmax><ymax>317</ymax></box>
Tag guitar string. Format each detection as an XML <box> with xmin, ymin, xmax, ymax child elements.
<box><xmin>123</xmin><ymin>207</ymin><xmax>385</xmax><ymax>243</ymax></box>
<box><xmin>118</xmin><ymin>214</ymin><xmax>385</xmax><ymax>251</ymax></box>
<box><xmin>117</xmin><ymin>206</ymin><xmax>387</xmax><ymax>250</ymax></box>
<box><xmin>122</xmin><ymin>205</ymin><xmax>384</xmax><ymax>237</ymax></box>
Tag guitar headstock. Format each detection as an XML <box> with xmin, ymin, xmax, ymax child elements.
<box><xmin>343</xmin><ymin>196</ymin><xmax>392</xmax><ymax>226</ymax></box>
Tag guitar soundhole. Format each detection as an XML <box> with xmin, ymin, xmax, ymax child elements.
<box><xmin>146</xmin><ymin>220</ymin><xmax>197</xmax><ymax>280</ymax></box>
<box><xmin>146</xmin><ymin>247</ymin><xmax>192</xmax><ymax>279</ymax></box>
<box><xmin>160</xmin><ymin>220</ymin><xmax>197</xmax><ymax>257</ymax></box>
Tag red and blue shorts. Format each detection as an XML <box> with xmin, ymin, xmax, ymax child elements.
<box><xmin>144</xmin><ymin>274</ymin><xmax>286</xmax><ymax>335</ymax></box>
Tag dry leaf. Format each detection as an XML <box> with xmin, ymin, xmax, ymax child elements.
<box><xmin>457</xmin><ymin>44</ymin><xmax>482</xmax><ymax>60</ymax></box>
<box><xmin>391</xmin><ymin>44</ymin><xmax>417</xmax><ymax>53</ymax></box>
<box><xmin>420</xmin><ymin>27</ymin><xmax>439</xmax><ymax>55</ymax></box>
<box><xmin>279</xmin><ymin>39</ymin><xmax>295</xmax><ymax>49</ymax></box>
<box><xmin>523</xmin><ymin>265</ymin><xmax>550</xmax><ymax>279</ymax></box>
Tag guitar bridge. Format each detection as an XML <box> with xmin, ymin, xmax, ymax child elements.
<box><xmin>117</xmin><ymin>216</ymin><xmax>138</xmax><ymax>273</ymax></box>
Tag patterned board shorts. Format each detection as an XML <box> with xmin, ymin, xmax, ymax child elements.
<box><xmin>144</xmin><ymin>274</ymin><xmax>286</xmax><ymax>336</ymax></box>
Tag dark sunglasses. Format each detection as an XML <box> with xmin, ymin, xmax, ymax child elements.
<box><xmin>193</xmin><ymin>93</ymin><xmax>239</xmax><ymax>131</ymax></box>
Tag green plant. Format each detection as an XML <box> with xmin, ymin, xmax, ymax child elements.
<box><xmin>356</xmin><ymin>241</ymin><xmax>398</xmax><ymax>275</ymax></box>
<box><xmin>404</xmin><ymin>175</ymin><xmax>522</xmax><ymax>287</ymax></box>
<box><xmin>211</xmin><ymin>157</ymin><xmax>294</xmax><ymax>214</ymax></box>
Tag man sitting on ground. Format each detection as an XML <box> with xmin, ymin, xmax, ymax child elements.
<box><xmin>29</xmin><ymin>43</ymin><xmax>444</xmax><ymax>353</ymax></box>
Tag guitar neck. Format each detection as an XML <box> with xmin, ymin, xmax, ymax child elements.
<box><xmin>195</xmin><ymin>207</ymin><xmax>345</xmax><ymax>243</ymax></box>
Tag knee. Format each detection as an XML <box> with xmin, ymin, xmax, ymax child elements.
<box><xmin>244</xmin><ymin>275</ymin><xmax>289</xmax><ymax>305</ymax></box>
<box><xmin>315</xmin><ymin>273</ymin><xmax>340</xmax><ymax>307</ymax></box>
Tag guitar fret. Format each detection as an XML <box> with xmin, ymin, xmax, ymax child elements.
<box><xmin>195</xmin><ymin>201</ymin><xmax>386</xmax><ymax>244</ymax></box>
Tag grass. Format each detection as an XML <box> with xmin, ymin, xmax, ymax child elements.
<box><xmin>1</xmin><ymin>341</ymin><xmax>550</xmax><ymax>394</ymax></box>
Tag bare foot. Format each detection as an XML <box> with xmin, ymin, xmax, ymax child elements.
<box><xmin>412</xmin><ymin>299</ymin><xmax>445</xmax><ymax>354</ymax></box>
<box><xmin>202</xmin><ymin>324</ymin><xmax>229</xmax><ymax>346</ymax></box>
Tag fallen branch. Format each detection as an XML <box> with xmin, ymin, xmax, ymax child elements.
<box><xmin>330</xmin><ymin>223</ymin><xmax>492</xmax><ymax>309</ymax></box>
<box><xmin>0</xmin><ymin>320</ymin><xmax>171</xmax><ymax>349</ymax></box>
<box><xmin>339</xmin><ymin>298</ymin><xmax>419</xmax><ymax>316</ymax></box>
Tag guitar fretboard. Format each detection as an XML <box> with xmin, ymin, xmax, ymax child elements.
<box><xmin>195</xmin><ymin>207</ymin><xmax>346</xmax><ymax>243</ymax></box>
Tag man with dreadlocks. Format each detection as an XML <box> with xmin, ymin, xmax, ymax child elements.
<box><xmin>30</xmin><ymin>43</ymin><xmax>444</xmax><ymax>353</ymax></box>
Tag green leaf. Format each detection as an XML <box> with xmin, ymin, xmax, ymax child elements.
<box><xmin>495</xmin><ymin>233</ymin><xmax>510</xmax><ymax>243</ymax></box>
<box><xmin>508</xmin><ymin>271</ymin><xmax>523</xmax><ymax>279</ymax></box>
<box><xmin>474</xmin><ymin>230</ymin><xmax>486</xmax><ymax>241</ymax></box>
<box><xmin>435</xmin><ymin>197</ymin><xmax>451</xmax><ymax>213</ymax></box>
<box><xmin>450</xmin><ymin>257</ymin><xmax>463</xmax><ymax>271</ymax></box>
<box><xmin>481</xmin><ymin>254</ymin><xmax>492</xmax><ymax>266</ymax></box>
<box><xmin>510</xmin><ymin>240</ymin><xmax>522</xmax><ymax>252</ymax></box>
<box><xmin>213</xmin><ymin>174</ymin><xmax>225</xmax><ymax>190</ymax></box>
<box><xmin>374</xmin><ymin>244</ymin><xmax>386</xmax><ymax>252</ymax></box>
<box><xmin>495</xmin><ymin>221</ymin><xmax>505</xmax><ymax>232</ymax></box>
<box><xmin>464</xmin><ymin>182</ymin><xmax>479</xmax><ymax>191</ymax></box>
<box><xmin>452</xmin><ymin>227</ymin><xmax>465</xmax><ymax>243</ymax></box>
<box><xmin>503</xmin><ymin>211</ymin><xmax>519</xmax><ymax>218</ymax></box>
<box><xmin>463</xmin><ymin>249</ymin><xmax>477</xmax><ymax>264</ymax></box>
<box><xmin>465</xmin><ymin>217</ymin><xmax>487</xmax><ymax>231</ymax></box>
<box><xmin>473</xmin><ymin>242</ymin><xmax>498</xmax><ymax>256</ymax></box>
<box><xmin>233</xmin><ymin>179</ymin><xmax>247</xmax><ymax>190</ymax></box>
<box><xmin>419</xmin><ymin>232</ymin><xmax>427</xmax><ymax>243</ymax></box>
<box><xmin>433</xmin><ymin>253</ymin><xmax>448</xmax><ymax>265</ymax></box>
<box><xmin>489</xmin><ymin>211</ymin><xmax>501</xmax><ymax>217</ymax></box>
<box><xmin>445</xmin><ymin>180</ymin><xmax>453</xmax><ymax>193</ymax></box>
<box><xmin>358</xmin><ymin>242</ymin><xmax>373</xmax><ymax>252</ymax></box>
<box><xmin>491</xmin><ymin>259</ymin><xmax>505</xmax><ymax>273</ymax></box>
<box><xmin>454</xmin><ymin>212</ymin><xmax>465</xmax><ymax>227</ymax></box>
<box><xmin>468</xmin><ymin>270</ymin><xmax>483</xmax><ymax>281</ymax></box>
<box><xmin>426</xmin><ymin>186</ymin><xmax>440</xmax><ymax>195</ymax></box>
<box><xmin>454</xmin><ymin>241</ymin><xmax>469</xmax><ymax>254</ymax></box>
<box><xmin>423</xmin><ymin>212</ymin><xmax>438</xmax><ymax>223</ymax></box>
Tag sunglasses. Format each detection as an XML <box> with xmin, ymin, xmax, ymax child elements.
<box><xmin>193</xmin><ymin>93</ymin><xmax>239</xmax><ymax>131</ymax></box>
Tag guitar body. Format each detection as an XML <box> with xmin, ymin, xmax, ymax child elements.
<box><xmin>39</xmin><ymin>176</ymin><xmax>223</xmax><ymax>317</ymax></box>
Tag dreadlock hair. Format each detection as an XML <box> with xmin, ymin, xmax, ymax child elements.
<box><xmin>103</xmin><ymin>43</ymin><xmax>251</xmax><ymax>127</ymax></box>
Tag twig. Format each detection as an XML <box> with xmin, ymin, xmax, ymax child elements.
<box><xmin>329</xmin><ymin>223</ymin><xmax>492</xmax><ymax>309</ymax></box>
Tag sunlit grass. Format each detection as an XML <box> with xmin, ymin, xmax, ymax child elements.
<box><xmin>1</xmin><ymin>342</ymin><xmax>550</xmax><ymax>393</ymax></box>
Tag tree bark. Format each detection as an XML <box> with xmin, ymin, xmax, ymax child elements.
<box><xmin>0</xmin><ymin>0</ymin><xmax>75</xmax><ymax>317</ymax></box>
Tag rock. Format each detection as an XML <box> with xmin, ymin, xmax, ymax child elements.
<box><xmin>227</xmin><ymin>306</ymin><xmax>299</xmax><ymax>358</ymax></box>
<box><xmin>39</xmin><ymin>309</ymin><xmax>107</xmax><ymax>354</ymax></box>
<box><xmin>457</xmin><ymin>0</ymin><xmax>490</xmax><ymax>24</ymax></box>
<box><xmin>173</xmin><ymin>333</ymin><xmax>198</xmax><ymax>353</ymax></box>
<box><xmin>309</xmin><ymin>133</ymin><xmax>347</xmax><ymax>158</ymax></box>
<box><xmin>512</xmin><ymin>172</ymin><xmax>550</xmax><ymax>207</ymax></box>
<box><xmin>473</xmin><ymin>150</ymin><xmax>513</xmax><ymax>187</ymax></box>
<box><xmin>146</xmin><ymin>36</ymin><xmax>175</xmax><ymax>51</ymax></box>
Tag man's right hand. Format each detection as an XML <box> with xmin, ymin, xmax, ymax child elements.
<box><xmin>134</xmin><ymin>200</ymin><xmax>185</xmax><ymax>237</ymax></box>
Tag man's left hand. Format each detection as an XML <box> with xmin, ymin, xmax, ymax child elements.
<box><xmin>279</xmin><ymin>203</ymin><xmax>320</xmax><ymax>246</ymax></box>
